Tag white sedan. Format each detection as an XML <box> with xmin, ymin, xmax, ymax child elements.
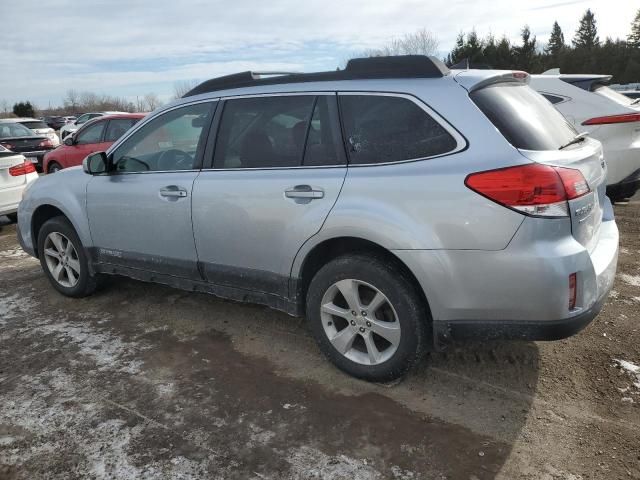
<box><xmin>13</xmin><ymin>118</ymin><xmax>60</xmax><ymax>147</ymax></box>
<box><xmin>0</xmin><ymin>145</ymin><xmax>38</xmax><ymax>223</ymax></box>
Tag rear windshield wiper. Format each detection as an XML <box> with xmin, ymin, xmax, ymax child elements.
<box><xmin>631</xmin><ymin>98</ymin><xmax>640</xmax><ymax>105</ymax></box>
<box><xmin>559</xmin><ymin>132</ymin><xmax>589</xmax><ymax>150</ymax></box>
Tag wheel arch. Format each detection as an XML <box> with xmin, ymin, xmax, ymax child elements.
<box><xmin>31</xmin><ymin>204</ymin><xmax>82</xmax><ymax>258</ymax></box>
<box><xmin>292</xmin><ymin>236</ymin><xmax>432</xmax><ymax>321</ymax></box>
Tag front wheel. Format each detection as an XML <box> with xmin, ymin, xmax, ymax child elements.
<box><xmin>47</xmin><ymin>161</ymin><xmax>62</xmax><ymax>174</ymax></box>
<box><xmin>306</xmin><ymin>254</ymin><xmax>429</xmax><ymax>382</ymax></box>
<box><xmin>37</xmin><ymin>216</ymin><xmax>99</xmax><ymax>297</ymax></box>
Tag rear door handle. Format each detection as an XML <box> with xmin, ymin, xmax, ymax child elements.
<box><xmin>285</xmin><ymin>185</ymin><xmax>324</xmax><ymax>199</ymax></box>
<box><xmin>160</xmin><ymin>186</ymin><xmax>188</xmax><ymax>198</ymax></box>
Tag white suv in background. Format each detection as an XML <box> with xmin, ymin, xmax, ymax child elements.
<box><xmin>59</xmin><ymin>111</ymin><xmax>126</xmax><ymax>140</ymax></box>
<box><xmin>530</xmin><ymin>71</ymin><xmax>640</xmax><ymax>201</ymax></box>
<box><xmin>14</xmin><ymin>118</ymin><xmax>60</xmax><ymax>147</ymax></box>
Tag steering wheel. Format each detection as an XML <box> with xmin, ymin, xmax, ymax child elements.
<box><xmin>157</xmin><ymin>149</ymin><xmax>192</xmax><ymax>171</ymax></box>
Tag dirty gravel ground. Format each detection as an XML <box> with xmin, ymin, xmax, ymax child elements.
<box><xmin>0</xmin><ymin>202</ymin><xmax>639</xmax><ymax>480</ymax></box>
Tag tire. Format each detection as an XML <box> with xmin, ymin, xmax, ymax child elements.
<box><xmin>37</xmin><ymin>216</ymin><xmax>99</xmax><ymax>297</ymax></box>
<box><xmin>6</xmin><ymin>213</ymin><xmax>18</xmax><ymax>223</ymax></box>
<box><xmin>47</xmin><ymin>162</ymin><xmax>62</xmax><ymax>174</ymax></box>
<box><xmin>306</xmin><ymin>254</ymin><xmax>429</xmax><ymax>382</ymax></box>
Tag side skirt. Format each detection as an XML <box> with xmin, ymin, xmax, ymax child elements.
<box><xmin>92</xmin><ymin>262</ymin><xmax>302</xmax><ymax>317</ymax></box>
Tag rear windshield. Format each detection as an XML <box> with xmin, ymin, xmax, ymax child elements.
<box><xmin>593</xmin><ymin>85</ymin><xmax>634</xmax><ymax>106</ymax></box>
<box><xmin>470</xmin><ymin>83</ymin><xmax>577</xmax><ymax>151</ymax></box>
<box><xmin>21</xmin><ymin>121</ymin><xmax>48</xmax><ymax>130</ymax></box>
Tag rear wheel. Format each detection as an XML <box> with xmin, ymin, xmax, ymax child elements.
<box><xmin>37</xmin><ymin>216</ymin><xmax>99</xmax><ymax>297</ymax></box>
<box><xmin>47</xmin><ymin>162</ymin><xmax>62</xmax><ymax>174</ymax></box>
<box><xmin>306</xmin><ymin>254</ymin><xmax>429</xmax><ymax>382</ymax></box>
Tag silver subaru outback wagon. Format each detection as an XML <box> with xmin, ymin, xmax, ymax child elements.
<box><xmin>18</xmin><ymin>56</ymin><xmax>618</xmax><ymax>381</ymax></box>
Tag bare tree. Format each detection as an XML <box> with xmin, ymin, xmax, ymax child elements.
<box><xmin>360</xmin><ymin>28</ymin><xmax>439</xmax><ymax>58</ymax></box>
<box><xmin>142</xmin><ymin>93</ymin><xmax>162</xmax><ymax>111</ymax></box>
<box><xmin>64</xmin><ymin>89</ymin><xmax>80</xmax><ymax>113</ymax></box>
<box><xmin>0</xmin><ymin>100</ymin><xmax>9</xmax><ymax>118</ymax></box>
<box><xmin>173</xmin><ymin>79</ymin><xmax>199</xmax><ymax>99</ymax></box>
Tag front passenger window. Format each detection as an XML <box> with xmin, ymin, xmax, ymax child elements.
<box><xmin>76</xmin><ymin>121</ymin><xmax>105</xmax><ymax>145</ymax></box>
<box><xmin>111</xmin><ymin>103</ymin><xmax>213</xmax><ymax>173</ymax></box>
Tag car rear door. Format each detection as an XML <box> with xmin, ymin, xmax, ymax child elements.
<box><xmin>191</xmin><ymin>93</ymin><xmax>347</xmax><ymax>298</ymax></box>
<box><xmin>86</xmin><ymin>101</ymin><xmax>215</xmax><ymax>279</ymax></box>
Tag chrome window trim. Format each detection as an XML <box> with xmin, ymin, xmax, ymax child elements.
<box><xmin>199</xmin><ymin>90</ymin><xmax>466</xmax><ymax>172</ymax></box>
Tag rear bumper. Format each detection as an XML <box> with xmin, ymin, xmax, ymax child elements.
<box><xmin>435</xmin><ymin>293</ymin><xmax>606</xmax><ymax>342</ymax></box>
<box><xmin>394</xmin><ymin>212</ymin><xmax>618</xmax><ymax>346</ymax></box>
<box><xmin>606</xmin><ymin>167</ymin><xmax>640</xmax><ymax>200</ymax></box>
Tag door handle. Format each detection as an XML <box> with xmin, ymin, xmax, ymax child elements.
<box><xmin>285</xmin><ymin>185</ymin><xmax>324</xmax><ymax>199</ymax></box>
<box><xmin>160</xmin><ymin>186</ymin><xmax>188</xmax><ymax>198</ymax></box>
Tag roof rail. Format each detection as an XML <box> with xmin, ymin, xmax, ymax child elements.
<box><xmin>183</xmin><ymin>55</ymin><xmax>450</xmax><ymax>97</ymax></box>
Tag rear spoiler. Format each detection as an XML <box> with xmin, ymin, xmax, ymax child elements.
<box><xmin>467</xmin><ymin>71</ymin><xmax>530</xmax><ymax>92</ymax></box>
<box><xmin>560</xmin><ymin>75</ymin><xmax>613</xmax><ymax>92</ymax></box>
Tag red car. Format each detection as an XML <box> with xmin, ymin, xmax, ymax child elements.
<box><xmin>43</xmin><ymin>113</ymin><xmax>146</xmax><ymax>173</ymax></box>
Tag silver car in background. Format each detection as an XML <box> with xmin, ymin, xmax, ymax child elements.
<box><xmin>17</xmin><ymin>56</ymin><xmax>618</xmax><ymax>381</ymax></box>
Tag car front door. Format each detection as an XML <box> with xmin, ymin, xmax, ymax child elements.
<box><xmin>86</xmin><ymin>101</ymin><xmax>216</xmax><ymax>278</ymax></box>
<box><xmin>67</xmin><ymin>119</ymin><xmax>108</xmax><ymax>167</ymax></box>
<box><xmin>192</xmin><ymin>93</ymin><xmax>347</xmax><ymax>299</ymax></box>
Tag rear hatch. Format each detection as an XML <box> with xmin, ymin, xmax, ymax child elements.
<box><xmin>0</xmin><ymin>147</ymin><xmax>27</xmax><ymax>190</ymax></box>
<box><xmin>465</xmin><ymin>74</ymin><xmax>606</xmax><ymax>252</ymax></box>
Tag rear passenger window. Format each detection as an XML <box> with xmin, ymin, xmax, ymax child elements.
<box><xmin>339</xmin><ymin>95</ymin><xmax>457</xmax><ymax>165</ymax></box>
<box><xmin>214</xmin><ymin>96</ymin><xmax>316</xmax><ymax>169</ymax></box>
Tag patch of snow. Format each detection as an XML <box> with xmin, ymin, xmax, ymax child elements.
<box><xmin>620</xmin><ymin>274</ymin><xmax>640</xmax><ymax>287</ymax></box>
<box><xmin>0</xmin><ymin>292</ymin><xmax>37</xmax><ymax>327</ymax></box>
<box><xmin>286</xmin><ymin>446</ymin><xmax>383</xmax><ymax>480</ymax></box>
<box><xmin>614</xmin><ymin>359</ymin><xmax>640</xmax><ymax>389</ymax></box>
<box><xmin>0</xmin><ymin>247</ymin><xmax>29</xmax><ymax>258</ymax></box>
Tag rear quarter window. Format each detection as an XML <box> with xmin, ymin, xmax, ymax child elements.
<box><xmin>471</xmin><ymin>83</ymin><xmax>577</xmax><ymax>151</ymax></box>
<box><xmin>339</xmin><ymin>94</ymin><xmax>458</xmax><ymax>165</ymax></box>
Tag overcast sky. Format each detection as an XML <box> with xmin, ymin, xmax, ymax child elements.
<box><xmin>1</xmin><ymin>0</ymin><xmax>637</xmax><ymax>108</ymax></box>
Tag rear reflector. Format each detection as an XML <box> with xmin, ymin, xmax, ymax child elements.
<box><xmin>465</xmin><ymin>163</ymin><xmax>590</xmax><ymax>217</ymax></box>
<box><xmin>9</xmin><ymin>161</ymin><xmax>37</xmax><ymax>177</ymax></box>
<box><xmin>569</xmin><ymin>273</ymin><xmax>577</xmax><ymax>310</ymax></box>
<box><xmin>582</xmin><ymin>112</ymin><xmax>640</xmax><ymax>125</ymax></box>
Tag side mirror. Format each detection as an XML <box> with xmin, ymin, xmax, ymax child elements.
<box><xmin>83</xmin><ymin>151</ymin><xmax>109</xmax><ymax>175</ymax></box>
<box><xmin>63</xmin><ymin>136</ymin><xmax>75</xmax><ymax>146</ymax></box>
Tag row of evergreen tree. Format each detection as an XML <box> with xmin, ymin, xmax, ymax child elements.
<box><xmin>446</xmin><ymin>8</ymin><xmax>640</xmax><ymax>84</ymax></box>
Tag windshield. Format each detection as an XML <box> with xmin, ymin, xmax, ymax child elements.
<box><xmin>0</xmin><ymin>122</ymin><xmax>36</xmax><ymax>138</ymax></box>
<box><xmin>593</xmin><ymin>85</ymin><xmax>634</xmax><ymax>106</ymax></box>
<box><xmin>470</xmin><ymin>83</ymin><xmax>578</xmax><ymax>151</ymax></box>
<box><xmin>21</xmin><ymin>121</ymin><xmax>49</xmax><ymax>130</ymax></box>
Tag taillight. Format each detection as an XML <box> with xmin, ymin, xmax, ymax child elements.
<box><xmin>465</xmin><ymin>163</ymin><xmax>590</xmax><ymax>217</ymax></box>
<box><xmin>569</xmin><ymin>273</ymin><xmax>577</xmax><ymax>310</ymax></box>
<box><xmin>582</xmin><ymin>112</ymin><xmax>640</xmax><ymax>125</ymax></box>
<box><xmin>38</xmin><ymin>139</ymin><xmax>53</xmax><ymax>148</ymax></box>
<box><xmin>9</xmin><ymin>161</ymin><xmax>37</xmax><ymax>176</ymax></box>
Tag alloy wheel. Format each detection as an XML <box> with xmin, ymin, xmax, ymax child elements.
<box><xmin>43</xmin><ymin>232</ymin><xmax>81</xmax><ymax>288</ymax></box>
<box><xmin>320</xmin><ymin>279</ymin><xmax>401</xmax><ymax>365</ymax></box>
